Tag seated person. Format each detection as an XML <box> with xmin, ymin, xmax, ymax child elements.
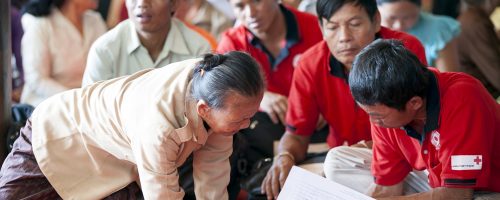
<box><xmin>261</xmin><ymin>0</ymin><xmax>427</xmax><ymax>199</ymax></box>
<box><xmin>20</xmin><ymin>0</ymin><xmax>107</xmax><ymax>106</ymax></box>
<box><xmin>349</xmin><ymin>39</ymin><xmax>500</xmax><ymax>199</ymax></box>
<box><xmin>82</xmin><ymin>0</ymin><xmax>211</xmax><ymax>86</ymax></box>
<box><xmin>457</xmin><ymin>0</ymin><xmax>500</xmax><ymax>99</ymax></box>
<box><xmin>175</xmin><ymin>0</ymin><xmax>234</xmax><ymax>41</ymax></box>
<box><xmin>0</xmin><ymin>52</ymin><xmax>265</xmax><ymax>199</ymax></box>
<box><xmin>217</xmin><ymin>0</ymin><xmax>324</xmax><ymax>183</ymax></box>
<box><xmin>377</xmin><ymin>0</ymin><xmax>461</xmax><ymax>72</ymax></box>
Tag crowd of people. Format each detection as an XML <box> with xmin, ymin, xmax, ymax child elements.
<box><xmin>1</xmin><ymin>0</ymin><xmax>499</xmax><ymax>199</ymax></box>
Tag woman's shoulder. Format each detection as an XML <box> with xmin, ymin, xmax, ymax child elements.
<box><xmin>418</xmin><ymin>12</ymin><xmax>460</xmax><ymax>35</ymax></box>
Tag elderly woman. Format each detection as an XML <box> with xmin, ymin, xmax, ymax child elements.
<box><xmin>0</xmin><ymin>51</ymin><xmax>265</xmax><ymax>200</ymax></box>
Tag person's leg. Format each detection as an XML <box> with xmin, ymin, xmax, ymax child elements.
<box><xmin>0</xmin><ymin>120</ymin><xmax>61</xmax><ymax>200</ymax></box>
<box><xmin>323</xmin><ymin>146</ymin><xmax>374</xmax><ymax>194</ymax></box>
<box><xmin>324</xmin><ymin>146</ymin><xmax>431</xmax><ymax>196</ymax></box>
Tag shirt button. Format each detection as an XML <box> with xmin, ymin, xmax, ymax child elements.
<box><xmin>423</xmin><ymin>150</ymin><xmax>428</xmax><ymax>154</ymax></box>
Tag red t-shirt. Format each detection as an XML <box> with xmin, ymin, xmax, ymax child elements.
<box><xmin>286</xmin><ymin>27</ymin><xmax>427</xmax><ymax>147</ymax></box>
<box><xmin>372</xmin><ymin>68</ymin><xmax>500</xmax><ymax>191</ymax></box>
<box><xmin>217</xmin><ymin>5</ymin><xmax>322</xmax><ymax>96</ymax></box>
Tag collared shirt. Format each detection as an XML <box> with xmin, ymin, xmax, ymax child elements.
<box><xmin>217</xmin><ymin>5</ymin><xmax>322</xmax><ymax>96</ymax></box>
<box><xmin>82</xmin><ymin>18</ymin><xmax>211</xmax><ymax>87</ymax></box>
<box><xmin>286</xmin><ymin>27</ymin><xmax>428</xmax><ymax>147</ymax></box>
<box><xmin>371</xmin><ymin>68</ymin><xmax>500</xmax><ymax>191</ymax></box>
<box><xmin>20</xmin><ymin>8</ymin><xmax>107</xmax><ymax>106</ymax></box>
<box><xmin>31</xmin><ymin>59</ymin><xmax>232</xmax><ymax>199</ymax></box>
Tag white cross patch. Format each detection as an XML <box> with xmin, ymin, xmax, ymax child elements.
<box><xmin>451</xmin><ymin>155</ymin><xmax>482</xmax><ymax>170</ymax></box>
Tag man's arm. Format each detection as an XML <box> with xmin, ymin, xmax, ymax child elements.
<box><xmin>261</xmin><ymin>131</ymin><xmax>310</xmax><ymax>200</ymax></box>
<box><xmin>370</xmin><ymin>183</ymin><xmax>473</xmax><ymax>200</ymax></box>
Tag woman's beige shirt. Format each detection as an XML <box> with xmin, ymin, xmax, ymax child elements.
<box><xmin>31</xmin><ymin>58</ymin><xmax>232</xmax><ymax>200</ymax></box>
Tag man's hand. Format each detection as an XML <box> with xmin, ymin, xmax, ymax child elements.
<box><xmin>260</xmin><ymin>91</ymin><xmax>288</xmax><ymax>125</ymax></box>
<box><xmin>261</xmin><ymin>155</ymin><xmax>295</xmax><ymax>200</ymax></box>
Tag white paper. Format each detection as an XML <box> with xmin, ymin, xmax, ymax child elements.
<box><xmin>277</xmin><ymin>166</ymin><xmax>374</xmax><ymax>200</ymax></box>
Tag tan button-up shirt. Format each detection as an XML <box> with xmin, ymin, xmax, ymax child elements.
<box><xmin>31</xmin><ymin>58</ymin><xmax>231</xmax><ymax>200</ymax></box>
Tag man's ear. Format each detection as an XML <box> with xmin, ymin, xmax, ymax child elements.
<box><xmin>196</xmin><ymin>100</ymin><xmax>210</xmax><ymax>118</ymax></box>
<box><xmin>373</xmin><ymin>10</ymin><xmax>382</xmax><ymax>32</ymax></box>
<box><xmin>407</xmin><ymin>96</ymin><xmax>424</xmax><ymax>111</ymax></box>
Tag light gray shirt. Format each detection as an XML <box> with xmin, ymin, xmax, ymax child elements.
<box><xmin>82</xmin><ymin>18</ymin><xmax>211</xmax><ymax>86</ymax></box>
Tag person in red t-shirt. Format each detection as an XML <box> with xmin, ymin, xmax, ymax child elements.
<box><xmin>261</xmin><ymin>0</ymin><xmax>427</xmax><ymax>199</ymax></box>
<box><xmin>218</xmin><ymin>0</ymin><xmax>323</xmax><ymax>125</ymax></box>
<box><xmin>217</xmin><ymin>2</ymin><xmax>324</xmax><ymax>196</ymax></box>
<box><xmin>350</xmin><ymin>39</ymin><xmax>500</xmax><ymax>199</ymax></box>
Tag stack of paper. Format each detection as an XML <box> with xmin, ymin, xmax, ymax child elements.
<box><xmin>278</xmin><ymin>166</ymin><xmax>375</xmax><ymax>200</ymax></box>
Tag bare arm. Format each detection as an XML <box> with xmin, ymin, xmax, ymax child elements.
<box><xmin>261</xmin><ymin>131</ymin><xmax>310</xmax><ymax>200</ymax></box>
<box><xmin>435</xmin><ymin>38</ymin><xmax>460</xmax><ymax>72</ymax></box>
<box><xmin>370</xmin><ymin>183</ymin><xmax>473</xmax><ymax>200</ymax></box>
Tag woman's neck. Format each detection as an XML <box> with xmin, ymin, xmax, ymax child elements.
<box><xmin>59</xmin><ymin>4</ymin><xmax>85</xmax><ymax>35</ymax></box>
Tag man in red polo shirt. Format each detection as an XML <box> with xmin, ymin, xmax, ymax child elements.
<box><xmin>261</xmin><ymin>0</ymin><xmax>427</xmax><ymax>199</ymax></box>
<box><xmin>217</xmin><ymin>1</ymin><xmax>324</xmax><ymax>196</ymax></box>
<box><xmin>218</xmin><ymin>0</ymin><xmax>323</xmax><ymax>124</ymax></box>
<box><xmin>350</xmin><ymin>39</ymin><xmax>500</xmax><ymax>199</ymax></box>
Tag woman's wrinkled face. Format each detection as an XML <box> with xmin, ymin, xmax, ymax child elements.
<box><xmin>378</xmin><ymin>1</ymin><xmax>420</xmax><ymax>32</ymax></box>
<box><xmin>199</xmin><ymin>91</ymin><xmax>263</xmax><ymax>136</ymax></box>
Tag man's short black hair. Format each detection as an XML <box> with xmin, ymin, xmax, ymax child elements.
<box><xmin>316</xmin><ymin>0</ymin><xmax>378</xmax><ymax>24</ymax></box>
<box><xmin>349</xmin><ymin>39</ymin><xmax>430</xmax><ymax>110</ymax></box>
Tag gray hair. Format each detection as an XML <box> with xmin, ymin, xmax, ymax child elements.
<box><xmin>191</xmin><ymin>51</ymin><xmax>265</xmax><ymax>109</ymax></box>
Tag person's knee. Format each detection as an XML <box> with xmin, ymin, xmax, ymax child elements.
<box><xmin>323</xmin><ymin>146</ymin><xmax>351</xmax><ymax>178</ymax></box>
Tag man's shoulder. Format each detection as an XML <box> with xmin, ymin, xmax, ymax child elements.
<box><xmin>220</xmin><ymin>25</ymin><xmax>248</xmax><ymax>42</ymax></box>
<box><xmin>300</xmin><ymin>41</ymin><xmax>329</xmax><ymax>61</ymax></box>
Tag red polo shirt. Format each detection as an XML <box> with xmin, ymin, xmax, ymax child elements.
<box><xmin>217</xmin><ymin>5</ymin><xmax>322</xmax><ymax>96</ymax></box>
<box><xmin>286</xmin><ymin>27</ymin><xmax>427</xmax><ymax>147</ymax></box>
<box><xmin>371</xmin><ymin>68</ymin><xmax>500</xmax><ymax>191</ymax></box>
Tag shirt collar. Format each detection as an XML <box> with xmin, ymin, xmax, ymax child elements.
<box><xmin>173</xmin><ymin>80</ymin><xmax>209</xmax><ymax>145</ymax></box>
<box><xmin>248</xmin><ymin>5</ymin><xmax>300</xmax><ymax>68</ymax></box>
<box><xmin>126</xmin><ymin>19</ymin><xmax>191</xmax><ymax>57</ymax></box>
<box><xmin>328</xmin><ymin>32</ymin><xmax>382</xmax><ymax>81</ymax></box>
<box><xmin>403</xmin><ymin>71</ymin><xmax>440</xmax><ymax>143</ymax></box>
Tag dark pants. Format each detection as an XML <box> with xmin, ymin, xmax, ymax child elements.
<box><xmin>0</xmin><ymin>120</ymin><xmax>141</xmax><ymax>200</ymax></box>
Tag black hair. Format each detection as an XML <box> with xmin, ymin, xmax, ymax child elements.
<box><xmin>21</xmin><ymin>0</ymin><xmax>65</xmax><ymax>17</ymax></box>
<box><xmin>375</xmin><ymin>0</ymin><xmax>421</xmax><ymax>6</ymax></box>
<box><xmin>349</xmin><ymin>39</ymin><xmax>430</xmax><ymax>110</ymax></box>
<box><xmin>316</xmin><ymin>0</ymin><xmax>378</xmax><ymax>24</ymax></box>
<box><xmin>191</xmin><ymin>51</ymin><xmax>265</xmax><ymax>109</ymax></box>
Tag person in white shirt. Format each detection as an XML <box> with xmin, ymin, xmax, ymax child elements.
<box><xmin>20</xmin><ymin>0</ymin><xmax>107</xmax><ymax>107</ymax></box>
<box><xmin>81</xmin><ymin>0</ymin><xmax>211</xmax><ymax>87</ymax></box>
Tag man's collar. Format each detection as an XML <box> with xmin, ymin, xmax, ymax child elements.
<box><xmin>248</xmin><ymin>5</ymin><xmax>300</xmax><ymax>68</ymax></box>
<box><xmin>126</xmin><ymin>19</ymin><xmax>191</xmax><ymax>56</ymax></box>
